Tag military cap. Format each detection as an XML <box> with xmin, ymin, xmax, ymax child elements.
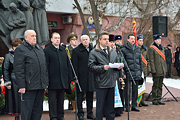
<box><xmin>67</xmin><ymin>32</ymin><xmax>78</xmax><ymax>43</ymax></box>
<box><xmin>114</xmin><ymin>35</ymin><xmax>122</xmax><ymax>40</ymax></box>
<box><xmin>167</xmin><ymin>44</ymin><xmax>172</xmax><ymax>47</ymax></box>
<box><xmin>109</xmin><ymin>34</ymin><xmax>115</xmax><ymax>42</ymax></box>
<box><xmin>153</xmin><ymin>34</ymin><xmax>162</xmax><ymax>40</ymax></box>
<box><xmin>137</xmin><ymin>34</ymin><xmax>143</xmax><ymax>40</ymax></box>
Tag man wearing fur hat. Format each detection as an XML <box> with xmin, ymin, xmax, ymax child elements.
<box><xmin>137</xmin><ymin>34</ymin><xmax>149</xmax><ymax>107</ymax></box>
<box><xmin>148</xmin><ymin>34</ymin><xmax>167</xmax><ymax>105</ymax></box>
<box><xmin>66</xmin><ymin>32</ymin><xmax>78</xmax><ymax>58</ymax></box>
<box><xmin>108</xmin><ymin>34</ymin><xmax>116</xmax><ymax>50</ymax></box>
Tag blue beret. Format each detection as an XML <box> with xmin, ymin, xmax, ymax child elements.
<box><xmin>137</xmin><ymin>34</ymin><xmax>143</xmax><ymax>40</ymax></box>
<box><xmin>109</xmin><ymin>34</ymin><xmax>115</xmax><ymax>41</ymax></box>
<box><xmin>153</xmin><ymin>34</ymin><xmax>162</xmax><ymax>40</ymax></box>
<box><xmin>114</xmin><ymin>35</ymin><xmax>122</xmax><ymax>40</ymax></box>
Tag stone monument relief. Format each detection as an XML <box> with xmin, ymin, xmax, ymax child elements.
<box><xmin>0</xmin><ymin>0</ymin><xmax>49</xmax><ymax>49</ymax></box>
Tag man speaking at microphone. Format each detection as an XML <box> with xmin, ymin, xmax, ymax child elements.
<box><xmin>88</xmin><ymin>31</ymin><xmax>124</xmax><ymax>120</ymax></box>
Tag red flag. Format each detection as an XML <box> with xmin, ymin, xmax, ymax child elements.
<box><xmin>132</xmin><ymin>20</ymin><xmax>137</xmax><ymax>45</ymax></box>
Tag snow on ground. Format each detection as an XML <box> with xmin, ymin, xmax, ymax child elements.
<box><xmin>146</xmin><ymin>77</ymin><xmax>180</xmax><ymax>89</ymax></box>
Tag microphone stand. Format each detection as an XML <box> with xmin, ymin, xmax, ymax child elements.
<box><xmin>116</xmin><ymin>44</ymin><xmax>136</xmax><ymax>120</ymax></box>
<box><xmin>65</xmin><ymin>49</ymin><xmax>82</xmax><ymax>120</ymax></box>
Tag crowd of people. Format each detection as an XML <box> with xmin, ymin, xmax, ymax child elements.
<box><xmin>0</xmin><ymin>29</ymin><xmax>178</xmax><ymax>120</ymax></box>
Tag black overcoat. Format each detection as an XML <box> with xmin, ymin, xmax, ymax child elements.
<box><xmin>174</xmin><ymin>51</ymin><xmax>180</xmax><ymax>68</ymax></box>
<box><xmin>165</xmin><ymin>48</ymin><xmax>172</xmax><ymax>64</ymax></box>
<box><xmin>72</xmin><ymin>43</ymin><xmax>94</xmax><ymax>92</ymax></box>
<box><xmin>121</xmin><ymin>42</ymin><xmax>143</xmax><ymax>81</ymax></box>
<box><xmin>44</xmin><ymin>44</ymin><xmax>73</xmax><ymax>89</ymax></box>
<box><xmin>3</xmin><ymin>49</ymin><xmax>20</xmax><ymax>114</ymax></box>
<box><xmin>14</xmin><ymin>40</ymin><xmax>48</xmax><ymax>90</ymax></box>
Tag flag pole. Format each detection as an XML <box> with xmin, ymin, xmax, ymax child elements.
<box><xmin>132</xmin><ymin>15</ymin><xmax>137</xmax><ymax>45</ymax></box>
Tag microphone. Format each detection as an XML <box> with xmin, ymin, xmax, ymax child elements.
<box><xmin>115</xmin><ymin>43</ymin><xmax>122</xmax><ymax>47</ymax></box>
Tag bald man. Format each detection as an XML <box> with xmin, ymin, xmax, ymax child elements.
<box><xmin>14</xmin><ymin>30</ymin><xmax>48</xmax><ymax>120</ymax></box>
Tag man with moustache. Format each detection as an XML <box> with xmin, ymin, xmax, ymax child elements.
<box><xmin>72</xmin><ymin>35</ymin><xmax>95</xmax><ymax>120</ymax></box>
<box><xmin>44</xmin><ymin>32</ymin><xmax>72</xmax><ymax>120</ymax></box>
<box><xmin>121</xmin><ymin>34</ymin><xmax>142</xmax><ymax>112</ymax></box>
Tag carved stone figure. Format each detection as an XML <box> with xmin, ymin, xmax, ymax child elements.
<box><xmin>8</xmin><ymin>3</ymin><xmax>26</xmax><ymax>40</ymax></box>
<box><xmin>31</xmin><ymin>0</ymin><xmax>49</xmax><ymax>45</ymax></box>
<box><xmin>18</xmin><ymin>0</ymin><xmax>34</xmax><ymax>30</ymax></box>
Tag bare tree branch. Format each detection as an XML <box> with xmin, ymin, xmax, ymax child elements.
<box><xmin>74</xmin><ymin>0</ymin><xmax>90</xmax><ymax>36</ymax></box>
<box><xmin>89</xmin><ymin>0</ymin><xmax>100</xmax><ymax>38</ymax></box>
<box><xmin>102</xmin><ymin>0</ymin><xmax>134</xmax><ymax>33</ymax></box>
<box><xmin>133</xmin><ymin>0</ymin><xmax>144</xmax><ymax>13</ymax></box>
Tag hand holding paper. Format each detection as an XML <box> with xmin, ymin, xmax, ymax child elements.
<box><xmin>104</xmin><ymin>65</ymin><xmax>110</xmax><ymax>70</ymax></box>
<box><xmin>109</xmin><ymin>63</ymin><xmax>124</xmax><ymax>69</ymax></box>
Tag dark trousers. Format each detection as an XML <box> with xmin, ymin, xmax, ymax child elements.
<box><xmin>96</xmin><ymin>87</ymin><xmax>115</xmax><ymax>120</ymax></box>
<box><xmin>21</xmin><ymin>89</ymin><xmax>45</xmax><ymax>120</ymax></box>
<box><xmin>176</xmin><ymin>68</ymin><xmax>180</xmax><ymax>76</ymax></box>
<box><xmin>152</xmin><ymin>76</ymin><xmax>164</xmax><ymax>102</ymax></box>
<box><xmin>124</xmin><ymin>80</ymin><xmax>139</xmax><ymax>109</ymax></box>
<box><xmin>77</xmin><ymin>91</ymin><xmax>93</xmax><ymax>117</ymax></box>
<box><xmin>48</xmin><ymin>89</ymin><xmax>65</xmax><ymax>120</ymax></box>
<box><xmin>166</xmin><ymin>63</ymin><xmax>171</xmax><ymax>77</ymax></box>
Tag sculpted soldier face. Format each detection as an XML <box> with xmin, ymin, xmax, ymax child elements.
<box><xmin>51</xmin><ymin>33</ymin><xmax>60</xmax><ymax>47</ymax></box>
<box><xmin>99</xmin><ymin>35</ymin><xmax>109</xmax><ymax>48</ymax></box>
<box><xmin>25</xmin><ymin>30</ymin><xmax>37</xmax><ymax>46</ymax></box>
<box><xmin>9</xmin><ymin>3</ymin><xmax>17</xmax><ymax>13</ymax></box>
<box><xmin>81</xmin><ymin>35</ymin><xmax>90</xmax><ymax>48</ymax></box>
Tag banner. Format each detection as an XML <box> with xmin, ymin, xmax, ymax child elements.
<box><xmin>137</xmin><ymin>82</ymin><xmax>146</xmax><ymax>105</ymax></box>
<box><xmin>132</xmin><ymin>20</ymin><xmax>137</xmax><ymax>45</ymax></box>
<box><xmin>114</xmin><ymin>81</ymin><xmax>123</xmax><ymax>108</ymax></box>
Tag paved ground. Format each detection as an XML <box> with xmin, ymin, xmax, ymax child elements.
<box><xmin>0</xmin><ymin>77</ymin><xmax>180</xmax><ymax>120</ymax></box>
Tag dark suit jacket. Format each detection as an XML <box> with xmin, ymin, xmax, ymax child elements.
<box><xmin>72</xmin><ymin>43</ymin><xmax>94</xmax><ymax>92</ymax></box>
<box><xmin>44</xmin><ymin>44</ymin><xmax>73</xmax><ymax>89</ymax></box>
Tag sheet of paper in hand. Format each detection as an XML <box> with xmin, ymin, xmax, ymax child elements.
<box><xmin>109</xmin><ymin>63</ymin><xmax>123</xmax><ymax>68</ymax></box>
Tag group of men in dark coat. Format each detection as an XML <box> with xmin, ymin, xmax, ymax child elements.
<box><xmin>106</xmin><ymin>33</ymin><xmax>167</xmax><ymax>116</ymax></box>
<box><xmin>11</xmin><ymin>29</ymin><xmax>168</xmax><ymax>120</ymax></box>
<box><xmin>44</xmin><ymin>32</ymin><xmax>96</xmax><ymax>120</ymax></box>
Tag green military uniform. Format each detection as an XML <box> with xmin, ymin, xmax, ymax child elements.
<box><xmin>148</xmin><ymin>42</ymin><xmax>167</xmax><ymax>103</ymax></box>
<box><xmin>66</xmin><ymin>32</ymin><xmax>78</xmax><ymax>109</ymax></box>
<box><xmin>140</xmin><ymin>45</ymin><xmax>148</xmax><ymax>104</ymax></box>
